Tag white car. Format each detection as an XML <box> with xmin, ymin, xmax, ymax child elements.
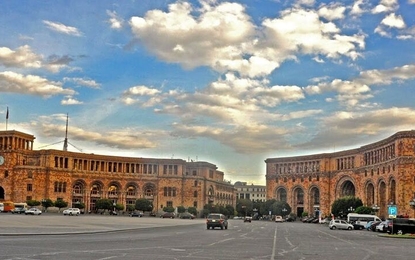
<box><xmin>329</xmin><ymin>219</ymin><xmax>353</xmax><ymax>230</ymax></box>
<box><xmin>63</xmin><ymin>208</ymin><xmax>81</xmax><ymax>216</ymax></box>
<box><xmin>25</xmin><ymin>208</ymin><xmax>42</xmax><ymax>215</ymax></box>
<box><xmin>275</xmin><ymin>215</ymin><xmax>284</xmax><ymax>222</ymax></box>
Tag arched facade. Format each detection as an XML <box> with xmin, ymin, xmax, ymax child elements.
<box><xmin>265</xmin><ymin>130</ymin><xmax>415</xmax><ymax>218</ymax></box>
<box><xmin>0</xmin><ymin>130</ymin><xmax>235</xmax><ymax>215</ymax></box>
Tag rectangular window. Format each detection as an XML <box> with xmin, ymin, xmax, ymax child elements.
<box><xmin>27</xmin><ymin>184</ymin><xmax>32</xmax><ymax>192</ymax></box>
<box><xmin>167</xmin><ymin>201</ymin><xmax>173</xmax><ymax>207</ymax></box>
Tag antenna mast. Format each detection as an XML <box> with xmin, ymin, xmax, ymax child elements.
<box><xmin>63</xmin><ymin>113</ymin><xmax>68</xmax><ymax>151</ymax></box>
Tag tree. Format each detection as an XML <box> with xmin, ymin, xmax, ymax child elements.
<box><xmin>225</xmin><ymin>205</ymin><xmax>235</xmax><ymax>217</ymax></box>
<box><xmin>177</xmin><ymin>206</ymin><xmax>186</xmax><ymax>214</ymax></box>
<box><xmin>54</xmin><ymin>199</ymin><xmax>68</xmax><ymax>212</ymax></box>
<box><xmin>163</xmin><ymin>206</ymin><xmax>175</xmax><ymax>213</ymax></box>
<box><xmin>95</xmin><ymin>198</ymin><xmax>113</xmax><ymax>212</ymax></box>
<box><xmin>355</xmin><ymin>206</ymin><xmax>373</xmax><ymax>214</ymax></box>
<box><xmin>331</xmin><ymin>196</ymin><xmax>363</xmax><ymax>218</ymax></box>
<box><xmin>126</xmin><ymin>204</ymin><xmax>135</xmax><ymax>212</ymax></box>
<box><xmin>187</xmin><ymin>207</ymin><xmax>197</xmax><ymax>216</ymax></box>
<box><xmin>41</xmin><ymin>199</ymin><xmax>54</xmax><ymax>212</ymax></box>
<box><xmin>261</xmin><ymin>199</ymin><xmax>277</xmax><ymax>216</ymax></box>
<box><xmin>115</xmin><ymin>203</ymin><xmax>124</xmax><ymax>211</ymax></box>
<box><xmin>236</xmin><ymin>199</ymin><xmax>253</xmax><ymax>216</ymax></box>
<box><xmin>26</xmin><ymin>199</ymin><xmax>41</xmax><ymax>207</ymax></box>
<box><xmin>135</xmin><ymin>198</ymin><xmax>153</xmax><ymax>212</ymax></box>
<box><xmin>73</xmin><ymin>202</ymin><xmax>85</xmax><ymax>210</ymax></box>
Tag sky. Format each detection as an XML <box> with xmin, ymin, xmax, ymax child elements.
<box><xmin>1</xmin><ymin>0</ymin><xmax>415</xmax><ymax>185</ymax></box>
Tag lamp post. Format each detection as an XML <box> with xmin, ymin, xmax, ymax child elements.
<box><xmin>348</xmin><ymin>206</ymin><xmax>354</xmax><ymax>213</ymax></box>
<box><xmin>282</xmin><ymin>208</ymin><xmax>287</xmax><ymax>218</ymax></box>
<box><xmin>372</xmin><ymin>204</ymin><xmax>380</xmax><ymax>215</ymax></box>
<box><xmin>41</xmin><ymin>199</ymin><xmax>46</xmax><ymax>212</ymax></box>
<box><xmin>409</xmin><ymin>199</ymin><xmax>415</xmax><ymax>218</ymax></box>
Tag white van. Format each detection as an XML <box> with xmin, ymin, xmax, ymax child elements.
<box><xmin>0</xmin><ymin>203</ymin><xmax>4</xmax><ymax>212</ymax></box>
<box><xmin>347</xmin><ymin>213</ymin><xmax>381</xmax><ymax>229</ymax></box>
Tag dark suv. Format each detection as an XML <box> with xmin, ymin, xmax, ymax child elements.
<box><xmin>206</xmin><ymin>213</ymin><xmax>228</xmax><ymax>230</ymax></box>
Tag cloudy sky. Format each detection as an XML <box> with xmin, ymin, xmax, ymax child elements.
<box><xmin>1</xmin><ymin>0</ymin><xmax>415</xmax><ymax>185</ymax></box>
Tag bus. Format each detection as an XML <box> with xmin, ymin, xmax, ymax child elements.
<box><xmin>0</xmin><ymin>201</ymin><xmax>15</xmax><ymax>212</ymax></box>
<box><xmin>347</xmin><ymin>213</ymin><xmax>381</xmax><ymax>229</ymax></box>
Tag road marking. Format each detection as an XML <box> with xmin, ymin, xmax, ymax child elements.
<box><xmin>271</xmin><ymin>225</ymin><xmax>277</xmax><ymax>260</ymax></box>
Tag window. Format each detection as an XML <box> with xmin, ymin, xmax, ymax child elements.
<box><xmin>166</xmin><ymin>201</ymin><xmax>173</xmax><ymax>207</ymax></box>
<box><xmin>194</xmin><ymin>180</ymin><xmax>198</xmax><ymax>187</ymax></box>
<box><xmin>54</xmin><ymin>182</ymin><xmax>67</xmax><ymax>193</ymax></box>
<box><xmin>193</xmin><ymin>201</ymin><xmax>197</xmax><ymax>207</ymax></box>
<box><xmin>194</xmin><ymin>191</ymin><xmax>198</xmax><ymax>197</ymax></box>
<box><xmin>27</xmin><ymin>184</ymin><xmax>32</xmax><ymax>192</ymax></box>
<box><xmin>27</xmin><ymin>171</ymin><xmax>33</xmax><ymax>178</ymax></box>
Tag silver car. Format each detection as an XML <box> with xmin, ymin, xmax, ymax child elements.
<box><xmin>329</xmin><ymin>219</ymin><xmax>353</xmax><ymax>230</ymax></box>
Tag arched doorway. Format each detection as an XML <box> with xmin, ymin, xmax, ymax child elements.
<box><xmin>293</xmin><ymin>187</ymin><xmax>304</xmax><ymax>217</ymax></box>
<box><xmin>0</xmin><ymin>186</ymin><xmax>4</xmax><ymax>200</ymax></box>
<box><xmin>275</xmin><ymin>187</ymin><xmax>287</xmax><ymax>202</ymax></box>
<box><xmin>365</xmin><ymin>182</ymin><xmax>375</xmax><ymax>206</ymax></box>
<box><xmin>379</xmin><ymin>181</ymin><xmax>387</xmax><ymax>218</ymax></box>
<box><xmin>340</xmin><ymin>180</ymin><xmax>355</xmax><ymax>197</ymax></box>
<box><xmin>309</xmin><ymin>187</ymin><xmax>320</xmax><ymax>216</ymax></box>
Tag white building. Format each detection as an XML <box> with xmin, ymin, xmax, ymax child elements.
<box><xmin>234</xmin><ymin>182</ymin><xmax>267</xmax><ymax>202</ymax></box>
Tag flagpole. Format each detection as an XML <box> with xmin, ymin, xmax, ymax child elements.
<box><xmin>5</xmin><ymin>107</ymin><xmax>9</xmax><ymax>130</ymax></box>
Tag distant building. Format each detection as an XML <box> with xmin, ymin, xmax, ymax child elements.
<box><xmin>265</xmin><ymin>130</ymin><xmax>415</xmax><ymax>218</ymax></box>
<box><xmin>234</xmin><ymin>181</ymin><xmax>266</xmax><ymax>202</ymax></box>
<box><xmin>0</xmin><ymin>130</ymin><xmax>235</xmax><ymax>215</ymax></box>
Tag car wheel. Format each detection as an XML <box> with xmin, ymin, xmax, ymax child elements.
<box><xmin>332</xmin><ymin>226</ymin><xmax>336</xmax><ymax>230</ymax></box>
<box><xmin>348</xmin><ymin>227</ymin><xmax>352</xmax><ymax>230</ymax></box>
<box><xmin>207</xmin><ymin>226</ymin><xmax>210</xmax><ymax>230</ymax></box>
<box><xmin>221</xmin><ymin>225</ymin><xmax>224</xmax><ymax>230</ymax></box>
<box><xmin>225</xmin><ymin>225</ymin><xmax>228</xmax><ymax>230</ymax></box>
<box><xmin>69</xmin><ymin>213</ymin><xmax>72</xmax><ymax>216</ymax></box>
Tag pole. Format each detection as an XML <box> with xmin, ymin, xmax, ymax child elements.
<box><xmin>5</xmin><ymin>107</ymin><xmax>9</xmax><ymax>130</ymax></box>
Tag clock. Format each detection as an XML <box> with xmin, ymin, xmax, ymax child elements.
<box><xmin>0</xmin><ymin>156</ymin><xmax>4</xmax><ymax>165</ymax></box>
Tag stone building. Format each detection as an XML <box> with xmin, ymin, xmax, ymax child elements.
<box><xmin>265</xmin><ymin>130</ymin><xmax>415</xmax><ymax>219</ymax></box>
<box><xmin>0</xmin><ymin>130</ymin><xmax>235</xmax><ymax>214</ymax></box>
<box><xmin>234</xmin><ymin>181</ymin><xmax>267</xmax><ymax>202</ymax></box>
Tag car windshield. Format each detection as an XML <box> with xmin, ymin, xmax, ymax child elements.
<box><xmin>208</xmin><ymin>215</ymin><xmax>220</xmax><ymax>219</ymax></box>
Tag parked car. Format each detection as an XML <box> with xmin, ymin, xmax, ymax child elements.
<box><xmin>368</xmin><ymin>221</ymin><xmax>382</xmax><ymax>231</ymax></box>
<box><xmin>244</xmin><ymin>216</ymin><xmax>252</xmax><ymax>222</ymax></box>
<box><xmin>161</xmin><ymin>212</ymin><xmax>175</xmax><ymax>219</ymax></box>
<box><xmin>63</xmin><ymin>208</ymin><xmax>81</xmax><ymax>216</ymax></box>
<box><xmin>233</xmin><ymin>216</ymin><xmax>243</xmax><ymax>220</ymax></box>
<box><xmin>376</xmin><ymin>220</ymin><xmax>392</xmax><ymax>233</ymax></box>
<box><xmin>329</xmin><ymin>219</ymin><xmax>353</xmax><ymax>230</ymax></box>
<box><xmin>25</xmin><ymin>208</ymin><xmax>42</xmax><ymax>215</ymax></box>
<box><xmin>319</xmin><ymin>218</ymin><xmax>330</xmax><ymax>224</ymax></box>
<box><xmin>206</xmin><ymin>213</ymin><xmax>228</xmax><ymax>230</ymax></box>
<box><xmin>275</xmin><ymin>215</ymin><xmax>284</xmax><ymax>223</ymax></box>
<box><xmin>179</xmin><ymin>212</ymin><xmax>195</xmax><ymax>219</ymax></box>
<box><xmin>11</xmin><ymin>207</ymin><xmax>27</xmax><ymax>214</ymax></box>
<box><xmin>130</xmin><ymin>211</ymin><xmax>143</xmax><ymax>217</ymax></box>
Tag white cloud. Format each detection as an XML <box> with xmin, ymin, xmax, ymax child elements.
<box><xmin>372</xmin><ymin>0</ymin><xmax>398</xmax><ymax>14</ymax></box>
<box><xmin>61</xmin><ymin>96</ymin><xmax>83</xmax><ymax>105</ymax></box>
<box><xmin>318</xmin><ymin>3</ymin><xmax>346</xmax><ymax>21</ymax></box>
<box><xmin>0</xmin><ymin>71</ymin><xmax>75</xmax><ymax>97</ymax></box>
<box><xmin>381</xmin><ymin>13</ymin><xmax>406</xmax><ymax>29</ymax></box>
<box><xmin>43</xmin><ymin>20</ymin><xmax>82</xmax><ymax>36</ymax></box>
<box><xmin>64</xmin><ymin>77</ymin><xmax>101</xmax><ymax>88</ymax></box>
<box><xmin>107</xmin><ymin>10</ymin><xmax>124</xmax><ymax>29</ymax></box>
<box><xmin>0</xmin><ymin>45</ymin><xmax>42</xmax><ymax>68</ymax></box>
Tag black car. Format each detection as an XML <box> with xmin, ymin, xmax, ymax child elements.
<box><xmin>130</xmin><ymin>211</ymin><xmax>143</xmax><ymax>217</ymax></box>
<box><xmin>206</xmin><ymin>213</ymin><xmax>228</xmax><ymax>230</ymax></box>
<box><xmin>161</xmin><ymin>212</ymin><xmax>175</xmax><ymax>218</ymax></box>
<box><xmin>244</xmin><ymin>216</ymin><xmax>252</xmax><ymax>222</ymax></box>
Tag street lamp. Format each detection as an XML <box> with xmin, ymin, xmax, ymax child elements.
<box><xmin>348</xmin><ymin>206</ymin><xmax>354</xmax><ymax>213</ymax></box>
<box><xmin>409</xmin><ymin>199</ymin><xmax>415</xmax><ymax>218</ymax></box>
<box><xmin>372</xmin><ymin>204</ymin><xmax>380</xmax><ymax>214</ymax></box>
<box><xmin>282</xmin><ymin>208</ymin><xmax>287</xmax><ymax>218</ymax></box>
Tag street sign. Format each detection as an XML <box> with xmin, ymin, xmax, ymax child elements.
<box><xmin>388</xmin><ymin>205</ymin><xmax>397</xmax><ymax>218</ymax></box>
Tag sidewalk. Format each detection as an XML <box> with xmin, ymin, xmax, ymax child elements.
<box><xmin>0</xmin><ymin>213</ymin><xmax>204</xmax><ymax>236</ymax></box>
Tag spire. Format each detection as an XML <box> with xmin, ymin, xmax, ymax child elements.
<box><xmin>63</xmin><ymin>113</ymin><xmax>68</xmax><ymax>151</ymax></box>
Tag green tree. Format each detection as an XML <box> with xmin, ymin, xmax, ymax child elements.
<box><xmin>355</xmin><ymin>206</ymin><xmax>373</xmax><ymax>214</ymax></box>
<box><xmin>26</xmin><ymin>199</ymin><xmax>41</xmax><ymax>207</ymax></box>
<box><xmin>163</xmin><ymin>206</ymin><xmax>175</xmax><ymax>213</ymax></box>
<box><xmin>135</xmin><ymin>198</ymin><xmax>153</xmax><ymax>212</ymax></box>
<box><xmin>54</xmin><ymin>199</ymin><xmax>68</xmax><ymax>212</ymax></box>
<box><xmin>115</xmin><ymin>203</ymin><xmax>124</xmax><ymax>211</ymax></box>
<box><xmin>126</xmin><ymin>204</ymin><xmax>135</xmax><ymax>212</ymax></box>
<box><xmin>41</xmin><ymin>199</ymin><xmax>54</xmax><ymax>212</ymax></box>
<box><xmin>225</xmin><ymin>205</ymin><xmax>235</xmax><ymax>217</ymax></box>
<box><xmin>261</xmin><ymin>199</ymin><xmax>277</xmax><ymax>216</ymax></box>
<box><xmin>177</xmin><ymin>206</ymin><xmax>186</xmax><ymax>213</ymax></box>
<box><xmin>187</xmin><ymin>207</ymin><xmax>197</xmax><ymax>216</ymax></box>
<box><xmin>236</xmin><ymin>199</ymin><xmax>253</xmax><ymax>216</ymax></box>
<box><xmin>73</xmin><ymin>202</ymin><xmax>85</xmax><ymax>210</ymax></box>
<box><xmin>95</xmin><ymin>198</ymin><xmax>113</xmax><ymax>212</ymax></box>
<box><xmin>331</xmin><ymin>196</ymin><xmax>363</xmax><ymax>218</ymax></box>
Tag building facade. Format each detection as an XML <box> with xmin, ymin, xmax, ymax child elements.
<box><xmin>234</xmin><ymin>182</ymin><xmax>267</xmax><ymax>202</ymax></box>
<box><xmin>0</xmin><ymin>130</ymin><xmax>235</xmax><ymax>215</ymax></box>
<box><xmin>265</xmin><ymin>130</ymin><xmax>415</xmax><ymax>218</ymax></box>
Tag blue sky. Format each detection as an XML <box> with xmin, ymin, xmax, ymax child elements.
<box><xmin>1</xmin><ymin>0</ymin><xmax>415</xmax><ymax>185</ymax></box>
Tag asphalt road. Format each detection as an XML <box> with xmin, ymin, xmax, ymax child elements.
<box><xmin>0</xmin><ymin>215</ymin><xmax>414</xmax><ymax>260</ymax></box>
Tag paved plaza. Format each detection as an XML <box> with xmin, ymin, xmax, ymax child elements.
<box><xmin>0</xmin><ymin>213</ymin><xmax>204</xmax><ymax>235</ymax></box>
